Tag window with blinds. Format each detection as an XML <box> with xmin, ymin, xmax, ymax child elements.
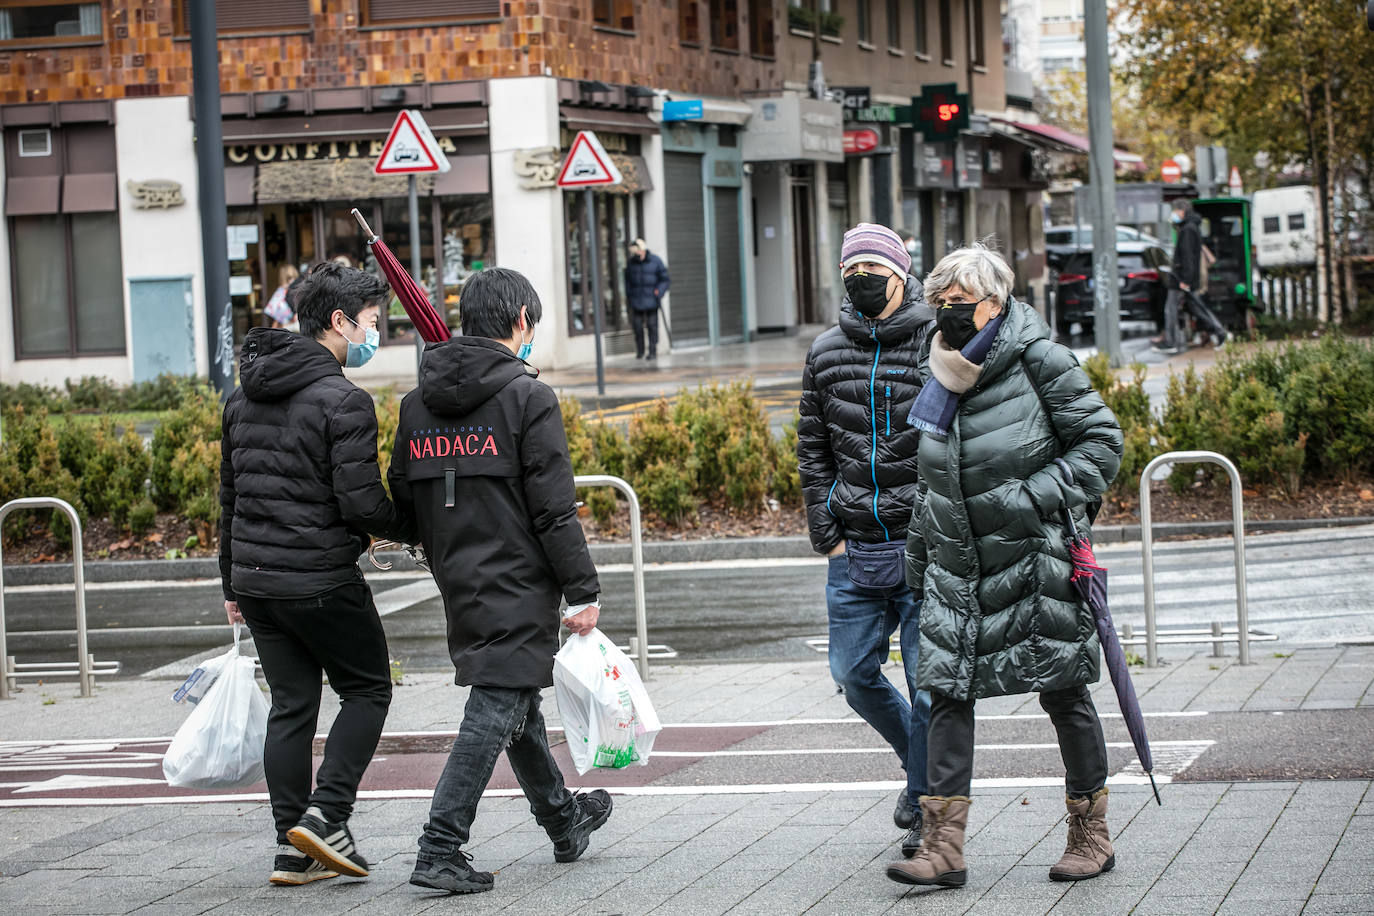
<box><xmin>176</xmin><ymin>0</ymin><xmax>311</xmax><ymax>34</ymax></box>
<box><xmin>365</xmin><ymin>0</ymin><xmax>500</xmax><ymax>25</ymax></box>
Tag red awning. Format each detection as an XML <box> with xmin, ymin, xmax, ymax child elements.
<box><xmin>993</xmin><ymin>119</ymin><xmax>1146</xmax><ymax>173</ymax></box>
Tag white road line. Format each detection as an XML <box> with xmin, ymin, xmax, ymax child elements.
<box><xmin>648</xmin><ymin>740</ymin><xmax>1209</xmax><ymax>759</ymax></box>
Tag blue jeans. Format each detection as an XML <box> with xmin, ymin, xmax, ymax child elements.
<box><xmin>826</xmin><ymin>552</ymin><xmax>931</xmax><ymax>804</ymax></box>
<box><xmin>417</xmin><ymin>686</ymin><xmax>577</xmax><ymax>861</ymax></box>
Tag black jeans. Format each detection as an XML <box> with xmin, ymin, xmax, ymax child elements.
<box><xmin>928</xmin><ymin>684</ymin><xmax>1109</xmax><ymax>799</ymax></box>
<box><xmin>238</xmin><ymin>579</ymin><xmax>392</xmax><ymax>844</ymax></box>
<box><xmin>631</xmin><ymin>308</ymin><xmax>659</xmax><ymax>357</ymax></box>
<box><xmin>417</xmin><ymin>686</ymin><xmax>577</xmax><ymax>861</ymax></box>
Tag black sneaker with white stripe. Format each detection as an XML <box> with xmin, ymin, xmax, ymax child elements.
<box><xmin>269</xmin><ymin>844</ymin><xmax>339</xmax><ymax>886</ymax></box>
<box><xmin>552</xmin><ymin>790</ymin><xmax>613</xmax><ymax>863</ymax></box>
<box><xmin>286</xmin><ymin>806</ymin><xmax>369</xmax><ymax>878</ymax></box>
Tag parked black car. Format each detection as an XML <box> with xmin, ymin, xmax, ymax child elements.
<box><xmin>1053</xmin><ymin>246</ymin><xmax>1171</xmax><ymax>336</ymax></box>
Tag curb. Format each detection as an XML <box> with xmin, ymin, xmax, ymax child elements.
<box><xmin>4</xmin><ymin>516</ymin><xmax>1373</xmax><ymax>587</ymax></box>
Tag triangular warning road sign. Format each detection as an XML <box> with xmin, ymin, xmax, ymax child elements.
<box><xmin>556</xmin><ymin>130</ymin><xmax>624</xmax><ymax>188</ymax></box>
<box><xmin>374</xmin><ymin>110</ymin><xmax>452</xmax><ymax>176</ymax></box>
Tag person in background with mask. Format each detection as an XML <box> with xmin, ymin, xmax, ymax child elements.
<box><xmin>220</xmin><ymin>260</ymin><xmax>414</xmax><ymax>887</ymax></box>
<box><xmin>796</xmin><ymin>223</ymin><xmax>935</xmax><ymax>858</ymax></box>
<box><xmin>1155</xmin><ymin>199</ymin><xmax>1203</xmax><ymax>354</ymax></box>
<box><xmin>624</xmin><ymin>238</ymin><xmax>670</xmax><ymax>360</ymax></box>
<box><xmin>388</xmin><ymin>267</ymin><xmax>611</xmax><ymax>895</ymax></box>
<box><xmin>888</xmin><ymin>244</ymin><xmax>1122</xmax><ymax>889</ymax></box>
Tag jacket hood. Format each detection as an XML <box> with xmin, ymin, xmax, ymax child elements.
<box><xmin>839</xmin><ymin>275</ymin><xmax>934</xmax><ymax>345</ymax></box>
<box><xmin>239</xmin><ymin>328</ymin><xmax>343</xmax><ymax>402</ymax></box>
<box><xmin>420</xmin><ymin>336</ymin><xmax>533</xmax><ymax>417</ymax></box>
<box><xmin>977</xmin><ymin>297</ymin><xmax>1052</xmax><ymax>382</ymax></box>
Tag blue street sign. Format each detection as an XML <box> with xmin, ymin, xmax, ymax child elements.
<box><xmin>662</xmin><ymin>100</ymin><xmax>704</xmax><ymax>121</ymax></box>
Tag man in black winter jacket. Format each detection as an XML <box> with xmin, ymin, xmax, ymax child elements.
<box><xmin>797</xmin><ymin>223</ymin><xmax>934</xmax><ymax>855</ymax></box>
<box><xmin>624</xmin><ymin>238</ymin><xmax>670</xmax><ymax>359</ymax></box>
<box><xmin>220</xmin><ymin>261</ymin><xmax>413</xmax><ymax>886</ymax></box>
<box><xmin>1159</xmin><ymin>199</ymin><xmax>1204</xmax><ymax>353</ymax></box>
<box><xmin>388</xmin><ymin>267</ymin><xmax>612</xmax><ymax>895</ymax></box>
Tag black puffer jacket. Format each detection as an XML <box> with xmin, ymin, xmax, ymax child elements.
<box><xmin>797</xmin><ymin>276</ymin><xmax>934</xmax><ymax>554</ymax></box>
<box><xmin>219</xmin><ymin>328</ymin><xmax>412</xmax><ymax>601</ymax></box>
<box><xmin>1172</xmin><ymin>212</ymin><xmax>1204</xmax><ymax>289</ymax></box>
<box><xmin>388</xmin><ymin>336</ymin><xmax>600</xmax><ymax>688</ymax></box>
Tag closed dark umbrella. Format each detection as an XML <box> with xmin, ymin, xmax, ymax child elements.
<box><xmin>349</xmin><ymin>208</ymin><xmax>450</xmax><ymax>343</ymax></box>
<box><xmin>1054</xmin><ymin>458</ymin><xmax>1162</xmax><ymax>805</ymax></box>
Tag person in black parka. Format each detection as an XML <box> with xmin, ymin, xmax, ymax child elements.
<box><xmin>1159</xmin><ymin>198</ymin><xmax>1204</xmax><ymax>352</ymax></box>
<box><xmin>624</xmin><ymin>238</ymin><xmax>670</xmax><ymax>359</ymax></box>
<box><xmin>797</xmin><ymin>223</ymin><xmax>935</xmax><ymax>856</ymax></box>
<box><xmin>219</xmin><ymin>261</ymin><xmax>413</xmax><ymax>886</ymax></box>
<box><xmin>389</xmin><ymin>267</ymin><xmax>612</xmax><ymax>895</ymax></box>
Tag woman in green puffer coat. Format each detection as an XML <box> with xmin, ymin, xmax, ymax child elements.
<box><xmin>886</xmin><ymin>245</ymin><xmax>1124</xmax><ymax>891</ymax></box>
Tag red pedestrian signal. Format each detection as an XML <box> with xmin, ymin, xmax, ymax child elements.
<box><xmin>913</xmin><ymin>83</ymin><xmax>970</xmax><ymax>138</ymax></box>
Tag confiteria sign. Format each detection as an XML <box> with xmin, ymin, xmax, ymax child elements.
<box><xmin>225</xmin><ymin>136</ymin><xmax>461</xmax><ymax>164</ymax></box>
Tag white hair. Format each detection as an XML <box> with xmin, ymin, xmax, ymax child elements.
<box><xmin>923</xmin><ymin>242</ymin><xmax>1015</xmax><ymax>305</ymax></box>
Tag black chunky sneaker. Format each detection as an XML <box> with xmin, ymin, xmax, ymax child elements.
<box><xmin>409</xmin><ymin>850</ymin><xmax>494</xmax><ymax>894</ymax></box>
<box><xmin>269</xmin><ymin>845</ymin><xmax>338</xmax><ymax>886</ymax></box>
<box><xmin>286</xmin><ymin>806</ymin><xmax>369</xmax><ymax>878</ymax></box>
<box><xmin>553</xmin><ymin>790</ymin><xmax>614</xmax><ymax>863</ymax></box>
<box><xmin>894</xmin><ymin>790</ymin><xmax>916</xmax><ymax>830</ymax></box>
<box><xmin>900</xmin><ymin>810</ymin><xmax>925</xmax><ymax>857</ymax></box>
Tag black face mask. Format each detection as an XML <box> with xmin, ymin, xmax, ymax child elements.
<box><xmin>844</xmin><ymin>272</ymin><xmax>894</xmax><ymax>319</ymax></box>
<box><xmin>937</xmin><ymin>304</ymin><xmax>980</xmax><ymax>351</ymax></box>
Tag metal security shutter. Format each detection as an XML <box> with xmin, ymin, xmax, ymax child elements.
<box><xmin>713</xmin><ymin>186</ymin><xmax>743</xmax><ymax>342</ymax></box>
<box><xmin>664</xmin><ymin>153</ymin><xmax>709</xmax><ymax>345</ymax></box>
<box><xmin>366</xmin><ymin>0</ymin><xmax>500</xmax><ymax>23</ymax></box>
<box><xmin>179</xmin><ymin>0</ymin><xmax>311</xmax><ymax>32</ymax></box>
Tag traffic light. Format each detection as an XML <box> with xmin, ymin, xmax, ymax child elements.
<box><xmin>912</xmin><ymin>83</ymin><xmax>971</xmax><ymax>139</ymax></box>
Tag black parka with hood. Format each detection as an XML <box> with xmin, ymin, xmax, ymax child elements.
<box><xmin>797</xmin><ymin>276</ymin><xmax>934</xmax><ymax>554</ymax></box>
<box><xmin>388</xmin><ymin>336</ymin><xmax>600</xmax><ymax>689</ymax></box>
<box><xmin>219</xmin><ymin>328</ymin><xmax>412</xmax><ymax>601</ymax></box>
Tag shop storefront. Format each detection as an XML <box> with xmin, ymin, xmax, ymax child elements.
<box><xmin>217</xmin><ymin>88</ymin><xmax>491</xmax><ymax>369</ymax></box>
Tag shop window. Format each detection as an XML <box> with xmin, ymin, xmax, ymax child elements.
<box><xmin>174</xmin><ymin>0</ymin><xmax>310</xmax><ymax>35</ymax></box>
<box><xmin>593</xmin><ymin>0</ymin><xmax>634</xmax><ymax>30</ymax></box>
<box><xmin>680</xmin><ymin>0</ymin><xmax>699</xmax><ymax>42</ymax></box>
<box><xmin>437</xmin><ymin>195</ymin><xmax>495</xmax><ymax>332</ymax></box>
<box><xmin>913</xmin><ymin>0</ymin><xmax>927</xmax><ymax>55</ymax></box>
<box><xmin>363</xmin><ymin>0</ymin><xmax>500</xmax><ymax>27</ymax></box>
<box><xmin>710</xmin><ymin>0</ymin><xmax>738</xmax><ymax>49</ymax></box>
<box><xmin>748</xmin><ymin>0</ymin><xmax>773</xmax><ymax>56</ymax></box>
<box><xmin>565</xmin><ymin>191</ymin><xmax>644</xmax><ymax>336</ymax></box>
<box><xmin>0</xmin><ymin>1</ymin><xmax>101</xmax><ymax>46</ymax></box>
<box><xmin>970</xmin><ymin>0</ymin><xmax>985</xmax><ymax>65</ymax></box>
<box><xmin>938</xmin><ymin>0</ymin><xmax>951</xmax><ymax>61</ymax></box>
<box><xmin>886</xmin><ymin>0</ymin><xmax>899</xmax><ymax>47</ymax></box>
<box><xmin>856</xmin><ymin>0</ymin><xmax>870</xmax><ymax>42</ymax></box>
<box><xmin>1288</xmin><ymin>213</ymin><xmax>1305</xmax><ymax>231</ymax></box>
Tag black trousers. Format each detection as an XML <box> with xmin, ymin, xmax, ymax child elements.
<box><xmin>928</xmin><ymin>684</ymin><xmax>1109</xmax><ymax>799</ymax></box>
<box><xmin>631</xmin><ymin>308</ymin><xmax>659</xmax><ymax>357</ymax></box>
<box><xmin>238</xmin><ymin>579</ymin><xmax>392</xmax><ymax>843</ymax></box>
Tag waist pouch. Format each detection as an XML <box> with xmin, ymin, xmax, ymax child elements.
<box><xmin>845</xmin><ymin>540</ymin><xmax>907</xmax><ymax>590</ymax></box>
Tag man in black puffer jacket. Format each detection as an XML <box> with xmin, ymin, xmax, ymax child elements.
<box><xmin>220</xmin><ymin>261</ymin><xmax>413</xmax><ymax>887</ymax></box>
<box><xmin>797</xmin><ymin>223</ymin><xmax>935</xmax><ymax>855</ymax></box>
<box><xmin>389</xmin><ymin>268</ymin><xmax>611</xmax><ymax>895</ymax></box>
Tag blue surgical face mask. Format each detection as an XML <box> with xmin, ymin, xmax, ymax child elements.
<box><xmin>342</xmin><ymin>315</ymin><xmax>379</xmax><ymax>368</ymax></box>
<box><xmin>1170</xmin><ymin>211</ymin><xmax>1184</xmax><ymax>224</ymax></box>
<box><xmin>517</xmin><ymin>331</ymin><xmax>534</xmax><ymax>361</ymax></box>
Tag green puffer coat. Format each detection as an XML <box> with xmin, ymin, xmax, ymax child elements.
<box><xmin>904</xmin><ymin>299</ymin><xmax>1123</xmax><ymax>702</ymax></box>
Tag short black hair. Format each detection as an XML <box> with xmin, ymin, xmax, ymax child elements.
<box><xmin>1172</xmin><ymin>199</ymin><xmax>1193</xmax><ymax>215</ymax></box>
<box><xmin>295</xmin><ymin>261</ymin><xmax>390</xmax><ymax>339</ymax></box>
<box><xmin>460</xmin><ymin>267</ymin><xmax>543</xmax><ymax>339</ymax></box>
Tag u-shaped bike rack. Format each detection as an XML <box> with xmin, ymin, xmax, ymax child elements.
<box><xmin>1139</xmin><ymin>450</ymin><xmax>1253</xmax><ymax>668</ymax></box>
<box><xmin>0</xmin><ymin>497</ymin><xmax>102</xmax><ymax>698</ymax></box>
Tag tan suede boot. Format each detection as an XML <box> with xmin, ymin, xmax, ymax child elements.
<box><xmin>885</xmin><ymin>795</ymin><xmax>971</xmax><ymax>887</ymax></box>
<box><xmin>1049</xmin><ymin>787</ymin><xmax>1115</xmax><ymax>881</ymax></box>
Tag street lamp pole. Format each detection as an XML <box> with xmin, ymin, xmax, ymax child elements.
<box><xmin>1084</xmin><ymin>0</ymin><xmax>1123</xmax><ymax>367</ymax></box>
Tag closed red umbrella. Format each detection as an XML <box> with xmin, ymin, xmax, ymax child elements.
<box><xmin>349</xmin><ymin>208</ymin><xmax>450</xmax><ymax>343</ymax></box>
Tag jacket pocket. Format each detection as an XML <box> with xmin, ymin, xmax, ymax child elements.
<box><xmin>845</xmin><ymin>539</ymin><xmax>907</xmax><ymax>590</ymax></box>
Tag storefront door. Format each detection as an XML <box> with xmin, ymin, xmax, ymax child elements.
<box><xmin>664</xmin><ymin>152</ymin><xmax>709</xmax><ymax>346</ymax></box>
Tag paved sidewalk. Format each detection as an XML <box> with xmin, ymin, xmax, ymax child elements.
<box><xmin>2</xmin><ymin>647</ymin><xmax>1371</xmax><ymax>914</ymax></box>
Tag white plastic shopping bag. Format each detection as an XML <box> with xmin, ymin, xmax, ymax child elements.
<box><xmin>162</xmin><ymin>623</ymin><xmax>269</xmax><ymax>789</ymax></box>
<box><xmin>553</xmin><ymin>628</ymin><xmax>661</xmax><ymax>775</ymax></box>
<box><xmin>171</xmin><ymin>643</ymin><xmax>235</xmax><ymax>705</ymax></box>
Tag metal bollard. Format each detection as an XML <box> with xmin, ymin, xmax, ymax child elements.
<box><xmin>1211</xmin><ymin>621</ymin><xmax>1225</xmax><ymax>658</ymax></box>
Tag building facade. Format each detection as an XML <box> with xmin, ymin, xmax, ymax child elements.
<box><xmin>1</xmin><ymin>0</ymin><xmax>1028</xmax><ymax>387</ymax></box>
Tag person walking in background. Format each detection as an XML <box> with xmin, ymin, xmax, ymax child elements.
<box><xmin>888</xmin><ymin>244</ymin><xmax>1123</xmax><ymax>889</ymax></box>
<box><xmin>265</xmin><ymin>265</ymin><xmax>300</xmax><ymax>331</ymax></box>
<box><xmin>1156</xmin><ymin>199</ymin><xmax>1203</xmax><ymax>354</ymax></box>
<box><xmin>625</xmin><ymin>238</ymin><xmax>670</xmax><ymax>360</ymax></box>
<box><xmin>797</xmin><ymin>223</ymin><xmax>935</xmax><ymax>858</ymax></box>
<box><xmin>219</xmin><ymin>261</ymin><xmax>413</xmax><ymax>887</ymax></box>
<box><xmin>388</xmin><ymin>267</ymin><xmax>612</xmax><ymax>896</ymax></box>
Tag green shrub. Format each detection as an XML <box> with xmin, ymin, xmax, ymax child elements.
<box><xmin>626</xmin><ymin>399</ymin><xmax>698</xmax><ymax>522</ymax></box>
<box><xmin>673</xmin><ymin>381</ymin><xmax>777</xmax><ymax>512</ymax></box>
<box><xmin>63</xmin><ymin>376</ymin><xmax>121</xmax><ymax>411</ymax></box>
<box><xmin>771</xmin><ymin>412</ymin><xmax>803</xmax><ymax>507</ymax></box>
<box><xmin>22</xmin><ymin>422</ymin><xmax>84</xmax><ymax>549</ymax></box>
<box><xmin>150</xmin><ymin>389</ymin><xmax>221</xmax><ymax>512</ymax></box>
<box><xmin>129</xmin><ymin>498</ymin><xmax>157</xmax><ymax>536</ymax></box>
<box><xmin>1083</xmin><ymin>354</ymin><xmax>1162</xmax><ymax>497</ymax></box>
<box><xmin>0</xmin><ymin>382</ymin><xmax>64</xmax><ymax>416</ymax></box>
<box><xmin>373</xmin><ymin>387</ymin><xmax>402</xmax><ymax>492</ymax></box>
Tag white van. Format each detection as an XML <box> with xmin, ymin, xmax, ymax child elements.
<box><xmin>1252</xmin><ymin>186</ymin><xmax>1316</xmax><ymax>268</ymax></box>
